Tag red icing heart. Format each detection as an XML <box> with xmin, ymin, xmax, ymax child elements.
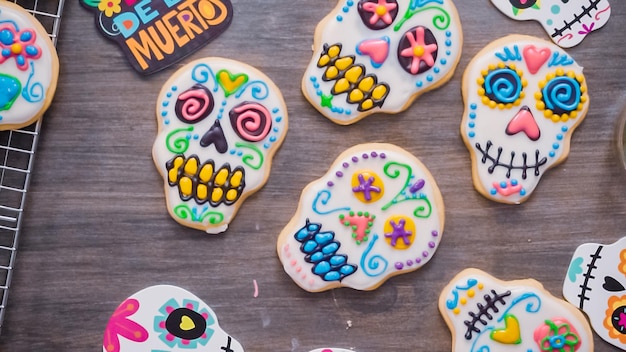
<box><xmin>522</xmin><ymin>45</ymin><xmax>551</xmax><ymax>74</ymax></box>
<box><xmin>506</xmin><ymin>106</ymin><xmax>540</xmax><ymax>141</ymax></box>
<box><xmin>357</xmin><ymin>37</ymin><xmax>390</xmax><ymax>68</ymax></box>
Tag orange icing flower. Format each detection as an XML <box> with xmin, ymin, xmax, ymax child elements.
<box><xmin>98</xmin><ymin>0</ymin><xmax>121</xmax><ymax>17</ymax></box>
<box><xmin>604</xmin><ymin>295</ymin><xmax>626</xmax><ymax>344</ymax></box>
<box><xmin>619</xmin><ymin>249</ymin><xmax>626</xmax><ymax>276</ymax></box>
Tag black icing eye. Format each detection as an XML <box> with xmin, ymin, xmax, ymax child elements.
<box><xmin>175</xmin><ymin>84</ymin><xmax>214</xmax><ymax>124</ymax></box>
<box><xmin>478</xmin><ymin>64</ymin><xmax>526</xmax><ymax>108</ymax></box>
<box><xmin>397</xmin><ymin>26</ymin><xmax>438</xmax><ymax>75</ymax></box>
<box><xmin>357</xmin><ymin>0</ymin><xmax>399</xmax><ymax>30</ymax></box>
<box><xmin>536</xmin><ymin>70</ymin><xmax>587</xmax><ymax>123</ymax></box>
<box><xmin>165</xmin><ymin>308</ymin><xmax>207</xmax><ymax>340</ymax></box>
<box><xmin>561</xmin><ymin>0</ymin><xmax>569</xmax><ymax>3</ymax></box>
<box><xmin>611</xmin><ymin>305</ymin><xmax>626</xmax><ymax>334</ymax></box>
<box><xmin>508</xmin><ymin>0</ymin><xmax>537</xmax><ymax>9</ymax></box>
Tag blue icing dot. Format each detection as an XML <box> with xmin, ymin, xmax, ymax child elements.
<box><xmin>229</xmin><ymin>150</ymin><xmax>236</xmax><ymax>155</ymax></box>
<box><xmin>322</xmin><ymin>242</ymin><xmax>339</xmax><ymax>254</ymax></box>
<box><xmin>20</xmin><ymin>31</ymin><xmax>32</xmax><ymax>42</ymax></box>
<box><xmin>324</xmin><ymin>271</ymin><xmax>341</xmax><ymax>281</ymax></box>
<box><xmin>264</xmin><ymin>143</ymin><xmax>270</xmax><ymax>149</ymax></box>
<box><xmin>445</xmin><ymin>31</ymin><xmax>451</xmax><ymax>37</ymax></box>
<box><xmin>549</xmin><ymin>151</ymin><xmax>556</xmax><ymax>157</ymax></box>
<box><xmin>162</xmin><ymin>101</ymin><xmax>169</xmax><ymax>107</ymax></box>
<box><xmin>347</xmin><ymin>0</ymin><xmax>354</xmax><ymax>5</ymax></box>
<box><xmin>551</xmin><ymin>5</ymin><xmax>560</xmax><ymax>14</ymax></box>
<box><xmin>469</xmin><ymin>122</ymin><xmax>475</xmax><ymax>128</ymax></box>
<box><xmin>315</xmin><ymin>231</ymin><xmax>334</xmax><ymax>245</ymax></box>
<box><xmin>557</xmin><ymin>134</ymin><xmax>563</xmax><ymax>140</ymax></box>
<box><xmin>310</xmin><ymin>252</ymin><xmax>324</xmax><ymax>262</ymax></box>
<box><xmin>342</xmin><ymin>6</ymin><xmax>349</xmax><ymax>12</ymax></box>
<box><xmin>272</xmin><ymin>107</ymin><xmax>280</xmax><ymax>113</ymax></box>
<box><xmin>0</xmin><ymin>30</ymin><xmax>13</xmax><ymax>45</ymax></box>
<box><xmin>25</xmin><ymin>46</ymin><xmax>38</xmax><ymax>56</ymax></box>
<box><xmin>171</xmin><ymin>86</ymin><xmax>177</xmax><ymax>91</ymax></box>
<box><xmin>468</xmin><ymin>132</ymin><xmax>475</xmax><ymax>138</ymax></box>
<box><xmin>426</xmin><ymin>75</ymin><xmax>433</xmax><ymax>82</ymax></box>
<box><xmin>193</xmin><ymin>134</ymin><xmax>199</xmax><ymax>140</ymax></box>
<box><xmin>270</xmin><ymin>136</ymin><xmax>277</xmax><ymax>142</ymax></box>
<box><xmin>440</xmin><ymin>58</ymin><xmax>447</xmax><ymax>65</ymax></box>
<box><xmin>303</xmin><ymin>240</ymin><xmax>318</xmax><ymax>253</ymax></box>
<box><xmin>445</xmin><ymin>39</ymin><xmax>452</xmax><ymax>46</ymax></box>
<box><xmin>237</xmin><ymin>151</ymin><xmax>243</xmax><ymax>156</ymax></box>
<box><xmin>1</xmin><ymin>49</ymin><xmax>10</xmax><ymax>58</ymax></box>
<box><xmin>185</xmin><ymin>134</ymin><xmax>191</xmax><ymax>140</ymax></box>
<box><xmin>16</xmin><ymin>55</ymin><xmax>25</xmax><ymax>66</ymax></box>
<box><xmin>500</xmin><ymin>181</ymin><xmax>507</xmax><ymax>188</ymax></box>
<box><xmin>469</xmin><ymin>112</ymin><xmax>476</xmax><ymax>119</ymax></box>
<box><xmin>310</xmin><ymin>76</ymin><xmax>317</xmax><ymax>82</ymax></box>
<box><xmin>416</xmin><ymin>81</ymin><xmax>423</xmax><ymax>87</ymax></box>
<box><xmin>164</xmin><ymin>120</ymin><xmax>170</xmax><ymax>125</ymax></box>
<box><xmin>273</xmin><ymin>127</ymin><xmax>279</xmax><ymax>132</ymax></box>
<box><xmin>336</xmin><ymin>15</ymin><xmax>343</xmax><ymax>21</ymax></box>
<box><xmin>434</xmin><ymin>67</ymin><xmax>440</xmax><ymax>74</ymax></box>
<box><xmin>161</xmin><ymin>111</ymin><xmax>167</xmax><ymax>117</ymax></box>
<box><xmin>330</xmin><ymin>255</ymin><xmax>346</xmax><ymax>266</ymax></box>
<box><xmin>553</xmin><ymin>143</ymin><xmax>560</xmax><ymax>149</ymax></box>
<box><xmin>562</xmin><ymin>126</ymin><xmax>568</xmax><ymax>132</ymax></box>
<box><xmin>314</xmin><ymin>261</ymin><xmax>331</xmax><ymax>275</ymax></box>
<box><xmin>340</xmin><ymin>265</ymin><xmax>355</xmax><ymax>275</ymax></box>
<box><xmin>166</xmin><ymin>92</ymin><xmax>172</xmax><ymax>98</ymax></box>
<box><xmin>511</xmin><ymin>179</ymin><xmax>518</xmax><ymax>186</ymax></box>
<box><xmin>295</xmin><ymin>227</ymin><xmax>309</xmax><ymax>241</ymax></box>
<box><xmin>446</xmin><ymin>50</ymin><xmax>451</xmax><ymax>55</ymax></box>
<box><xmin>470</xmin><ymin>103</ymin><xmax>477</xmax><ymax>109</ymax></box>
<box><xmin>275</xmin><ymin>117</ymin><xmax>282</xmax><ymax>122</ymax></box>
<box><xmin>547</xmin><ymin>19</ymin><xmax>553</xmax><ymax>26</ymax></box>
<box><xmin>221</xmin><ymin>100</ymin><xmax>227</xmax><ymax>106</ymax></box>
<box><xmin>490</xmin><ymin>188</ymin><xmax>497</xmax><ymax>195</ymax></box>
<box><xmin>520</xmin><ymin>189</ymin><xmax>527</xmax><ymax>196</ymax></box>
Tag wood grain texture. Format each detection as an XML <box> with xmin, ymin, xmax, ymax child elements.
<box><xmin>0</xmin><ymin>0</ymin><xmax>625</xmax><ymax>350</ymax></box>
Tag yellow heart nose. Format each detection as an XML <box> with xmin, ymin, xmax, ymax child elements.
<box><xmin>179</xmin><ymin>315</ymin><xmax>196</xmax><ymax>331</ymax></box>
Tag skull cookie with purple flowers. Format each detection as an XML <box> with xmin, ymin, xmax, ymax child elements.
<box><xmin>460</xmin><ymin>35</ymin><xmax>589</xmax><ymax>204</ymax></box>
<box><xmin>302</xmin><ymin>0</ymin><xmax>462</xmax><ymax>125</ymax></box>
<box><xmin>489</xmin><ymin>0</ymin><xmax>611</xmax><ymax>48</ymax></box>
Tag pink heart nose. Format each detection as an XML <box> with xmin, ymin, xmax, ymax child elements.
<box><xmin>506</xmin><ymin>106</ymin><xmax>540</xmax><ymax>141</ymax></box>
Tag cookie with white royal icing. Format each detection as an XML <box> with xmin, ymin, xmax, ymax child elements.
<box><xmin>153</xmin><ymin>58</ymin><xmax>288</xmax><ymax>234</ymax></box>
<box><xmin>302</xmin><ymin>0</ymin><xmax>462</xmax><ymax>125</ymax></box>
<box><xmin>439</xmin><ymin>268</ymin><xmax>594</xmax><ymax>352</ymax></box>
<box><xmin>0</xmin><ymin>2</ymin><xmax>58</xmax><ymax>131</ymax></box>
<box><xmin>563</xmin><ymin>237</ymin><xmax>626</xmax><ymax>350</ymax></box>
<box><xmin>489</xmin><ymin>0</ymin><xmax>611</xmax><ymax>48</ymax></box>
<box><xmin>102</xmin><ymin>285</ymin><xmax>244</xmax><ymax>352</ymax></box>
<box><xmin>461</xmin><ymin>35</ymin><xmax>589</xmax><ymax>204</ymax></box>
<box><xmin>277</xmin><ymin>143</ymin><xmax>444</xmax><ymax>292</ymax></box>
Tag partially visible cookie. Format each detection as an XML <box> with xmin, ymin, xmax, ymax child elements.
<box><xmin>102</xmin><ymin>285</ymin><xmax>244</xmax><ymax>352</ymax></box>
<box><xmin>0</xmin><ymin>2</ymin><xmax>58</xmax><ymax>130</ymax></box>
<box><xmin>439</xmin><ymin>268</ymin><xmax>594</xmax><ymax>352</ymax></box>
<box><xmin>302</xmin><ymin>0</ymin><xmax>462</xmax><ymax>125</ymax></box>
<box><xmin>309</xmin><ymin>349</ymin><xmax>353</xmax><ymax>352</ymax></box>
<box><xmin>277</xmin><ymin>143</ymin><xmax>444</xmax><ymax>292</ymax></box>
<box><xmin>460</xmin><ymin>35</ymin><xmax>589</xmax><ymax>204</ymax></box>
<box><xmin>489</xmin><ymin>0</ymin><xmax>611</xmax><ymax>48</ymax></box>
<box><xmin>153</xmin><ymin>58</ymin><xmax>288</xmax><ymax>234</ymax></box>
<box><xmin>563</xmin><ymin>237</ymin><xmax>626</xmax><ymax>350</ymax></box>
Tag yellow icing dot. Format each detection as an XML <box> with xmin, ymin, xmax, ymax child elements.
<box><xmin>481</xmin><ymin>96</ymin><xmax>490</xmax><ymax>105</ymax></box>
<box><xmin>453</xmin><ymin>307</ymin><xmax>460</xmax><ymax>315</ymax></box>
<box><xmin>179</xmin><ymin>177</ymin><xmax>193</xmax><ymax>196</ymax></box>
<box><xmin>349</xmin><ymin>89</ymin><xmax>364</xmax><ymax>103</ymax></box>
<box><xmin>556</xmin><ymin>68</ymin><xmax>564</xmax><ymax>76</ymax></box>
<box><xmin>183</xmin><ymin>158</ymin><xmax>198</xmax><ymax>175</ymax></box>
<box><xmin>519</xmin><ymin>91</ymin><xmax>526</xmax><ymax>99</ymax></box>
<box><xmin>488</xmin><ymin>100</ymin><xmax>497</xmax><ymax>109</ymax></box>
<box><xmin>334</xmin><ymin>78</ymin><xmax>351</xmax><ymax>94</ymax></box>
<box><xmin>536</xmin><ymin>101</ymin><xmax>545</xmax><ymax>110</ymax></box>
<box><xmin>11</xmin><ymin>43</ymin><xmax>22</xmax><ymax>55</ymax></box>
<box><xmin>344</xmin><ymin>66</ymin><xmax>364</xmax><ymax>83</ymax></box>
<box><xmin>497</xmin><ymin>103</ymin><xmax>505</xmax><ymax>110</ymax></box>
<box><xmin>358</xmin><ymin>76</ymin><xmax>375</xmax><ymax>91</ymax></box>
<box><xmin>226</xmin><ymin>189</ymin><xmax>239</xmax><ymax>201</ymax></box>
<box><xmin>551</xmin><ymin>114</ymin><xmax>560</xmax><ymax>123</ymax></box>
<box><xmin>460</xmin><ymin>297</ymin><xmax>467</xmax><ymax>305</ymax></box>
<box><xmin>325</xmin><ymin>66</ymin><xmax>339</xmax><ymax>80</ymax></box>
<box><xmin>567</xmin><ymin>70</ymin><xmax>576</xmax><ymax>78</ymax></box>
<box><xmin>544</xmin><ymin>110</ymin><xmax>553</xmax><ymax>118</ymax></box>
<box><xmin>497</xmin><ymin>62</ymin><xmax>505</xmax><ymax>69</ymax></box>
<box><xmin>570</xmin><ymin>111</ymin><xmax>578</xmax><ymax>119</ymax></box>
<box><xmin>230</xmin><ymin>170</ymin><xmax>243</xmax><ymax>187</ymax></box>
<box><xmin>468</xmin><ymin>289</ymin><xmax>475</xmax><ymax>298</ymax></box>
<box><xmin>576</xmin><ymin>74</ymin><xmax>585</xmax><ymax>83</ymax></box>
<box><xmin>335</xmin><ymin>57</ymin><xmax>354</xmax><ymax>71</ymax></box>
<box><xmin>478</xmin><ymin>283</ymin><xmax>484</xmax><ymax>289</ymax></box>
<box><xmin>197</xmin><ymin>184</ymin><xmax>208</xmax><ymax>200</ymax></box>
<box><xmin>199</xmin><ymin>163</ymin><xmax>213</xmax><ymax>183</ymax></box>
<box><xmin>328</xmin><ymin>45</ymin><xmax>341</xmax><ymax>58</ymax></box>
<box><xmin>360</xmin><ymin>99</ymin><xmax>374</xmax><ymax>111</ymax></box>
<box><xmin>375</xmin><ymin>5</ymin><xmax>387</xmax><ymax>16</ymax></box>
<box><xmin>580</xmin><ymin>95</ymin><xmax>587</xmax><ymax>103</ymax></box>
<box><xmin>318</xmin><ymin>55</ymin><xmax>330</xmax><ymax>67</ymax></box>
<box><xmin>371</xmin><ymin>85</ymin><xmax>388</xmax><ymax>100</ymax></box>
<box><xmin>211</xmin><ymin>188</ymin><xmax>224</xmax><ymax>202</ymax></box>
<box><xmin>413</xmin><ymin>46</ymin><xmax>425</xmax><ymax>57</ymax></box>
<box><xmin>214</xmin><ymin>168</ymin><xmax>229</xmax><ymax>186</ymax></box>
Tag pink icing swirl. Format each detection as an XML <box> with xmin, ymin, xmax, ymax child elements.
<box><xmin>229</xmin><ymin>101</ymin><xmax>272</xmax><ymax>142</ymax></box>
<box><xmin>175</xmin><ymin>84</ymin><xmax>214</xmax><ymax>124</ymax></box>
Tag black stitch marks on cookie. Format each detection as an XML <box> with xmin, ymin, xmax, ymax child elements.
<box><xmin>464</xmin><ymin>289</ymin><xmax>512</xmax><ymax>340</ymax></box>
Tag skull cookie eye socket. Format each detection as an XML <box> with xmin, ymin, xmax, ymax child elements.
<box><xmin>535</xmin><ymin>69</ymin><xmax>587</xmax><ymax>123</ymax></box>
<box><xmin>165</xmin><ymin>308</ymin><xmax>208</xmax><ymax>340</ymax></box>
<box><xmin>610</xmin><ymin>305</ymin><xmax>626</xmax><ymax>334</ymax></box>
<box><xmin>397</xmin><ymin>26</ymin><xmax>439</xmax><ymax>75</ymax></box>
<box><xmin>175</xmin><ymin>84</ymin><xmax>215</xmax><ymax>124</ymax></box>
<box><xmin>508</xmin><ymin>0</ymin><xmax>537</xmax><ymax>9</ymax></box>
<box><xmin>357</xmin><ymin>0</ymin><xmax>399</xmax><ymax>30</ymax></box>
<box><xmin>477</xmin><ymin>63</ymin><xmax>526</xmax><ymax>109</ymax></box>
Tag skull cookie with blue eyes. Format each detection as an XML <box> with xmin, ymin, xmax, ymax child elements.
<box><xmin>102</xmin><ymin>285</ymin><xmax>244</xmax><ymax>352</ymax></box>
<box><xmin>460</xmin><ymin>35</ymin><xmax>589</xmax><ymax>204</ymax></box>
<box><xmin>440</xmin><ymin>269</ymin><xmax>594</xmax><ymax>352</ymax></box>
<box><xmin>153</xmin><ymin>58</ymin><xmax>288</xmax><ymax>233</ymax></box>
<box><xmin>489</xmin><ymin>0</ymin><xmax>611</xmax><ymax>48</ymax></box>
<box><xmin>302</xmin><ymin>0</ymin><xmax>463</xmax><ymax>125</ymax></box>
<box><xmin>563</xmin><ymin>237</ymin><xmax>626</xmax><ymax>350</ymax></box>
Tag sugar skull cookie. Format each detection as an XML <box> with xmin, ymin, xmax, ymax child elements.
<box><xmin>310</xmin><ymin>349</ymin><xmax>352</xmax><ymax>352</ymax></box>
<box><xmin>563</xmin><ymin>237</ymin><xmax>626</xmax><ymax>350</ymax></box>
<box><xmin>277</xmin><ymin>143</ymin><xmax>444</xmax><ymax>292</ymax></box>
<box><xmin>460</xmin><ymin>35</ymin><xmax>589</xmax><ymax>204</ymax></box>
<box><xmin>153</xmin><ymin>58</ymin><xmax>288</xmax><ymax>234</ymax></box>
<box><xmin>0</xmin><ymin>2</ymin><xmax>58</xmax><ymax>131</ymax></box>
<box><xmin>440</xmin><ymin>268</ymin><xmax>594</xmax><ymax>352</ymax></box>
<box><xmin>102</xmin><ymin>285</ymin><xmax>244</xmax><ymax>352</ymax></box>
<box><xmin>489</xmin><ymin>0</ymin><xmax>611</xmax><ymax>48</ymax></box>
<box><xmin>302</xmin><ymin>0</ymin><xmax>462</xmax><ymax>125</ymax></box>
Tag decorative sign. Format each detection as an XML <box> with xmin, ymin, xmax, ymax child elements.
<box><xmin>80</xmin><ymin>0</ymin><xmax>233</xmax><ymax>75</ymax></box>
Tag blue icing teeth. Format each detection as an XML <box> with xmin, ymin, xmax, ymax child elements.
<box><xmin>314</xmin><ymin>231</ymin><xmax>334</xmax><ymax>245</ymax></box>
<box><xmin>0</xmin><ymin>75</ymin><xmax>21</xmax><ymax>111</ymax></box>
<box><xmin>567</xmin><ymin>257</ymin><xmax>584</xmax><ymax>282</ymax></box>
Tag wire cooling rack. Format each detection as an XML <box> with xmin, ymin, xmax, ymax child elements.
<box><xmin>0</xmin><ymin>0</ymin><xmax>65</xmax><ymax>333</ymax></box>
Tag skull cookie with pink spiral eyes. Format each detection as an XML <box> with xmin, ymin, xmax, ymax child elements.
<box><xmin>302</xmin><ymin>0</ymin><xmax>462</xmax><ymax>125</ymax></box>
<box><xmin>153</xmin><ymin>58</ymin><xmax>288</xmax><ymax>233</ymax></box>
<box><xmin>489</xmin><ymin>0</ymin><xmax>611</xmax><ymax>48</ymax></box>
<box><xmin>102</xmin><ymin>285</ymin><xmax>244</xmax><ymax>352</ymax></box>
<box><xmin>460</xmin><ymin>35</ymin><xmax>589</xmax><ymax>204</ymax></box>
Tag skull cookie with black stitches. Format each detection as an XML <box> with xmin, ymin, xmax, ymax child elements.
<box><xmin>489</xmin><ymin>0</ymin><xmax>611</xmax><ymax>48</ymax></box>
<box><xmin>153</xmin><ymin>58</ymin><xmax>288</xmax><ymax>233</ymax></box>
<box><xmin>460</xmin><ymin>35</ymin><xmax>589</xmax><ymax>204</ymax></box>
<box><xmin>302</xmin><ymin>0</ymin><xmax>463</xmax><ymax>125</ymax></box>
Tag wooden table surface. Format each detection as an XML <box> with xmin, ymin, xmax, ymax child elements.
<box><xmin>0</xmin><ymin>0</ymin><xmax>625</xmax><ymax>350</ymax></box>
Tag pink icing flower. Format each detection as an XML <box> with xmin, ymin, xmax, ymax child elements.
<box><xmin>0</xmin><ymin>24</ymin><xmax>42</xmax><ymax>71</ymax></box>
<box><xmin>578</xmin><ymin>22</ymin><xmax>595</xmax><ymax>35</ymax></box>
<box><xmin>361</xmin><ymin>0</ymin><xmax>398</xmax><ymax>25</ymax></box>
<box><xmin>399</xmin><ymin>27</ymin><xmax>438</xmax><ymax>75</ymax></box>
<box><xmin>103</xmin><ymin>298</ymin><xmax>149</xmax><ymax>352</ymax></box>
<box><xmin>533</xmin><ymin>318</ymin><xmax>581</xmax><ymax>352</ymax></box>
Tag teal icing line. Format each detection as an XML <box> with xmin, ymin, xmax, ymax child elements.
<box><xmin>235</xmin><ymin>80</ymin><xmax>269</xmax><ymax>100</ymax></box>
<box><xmin>360</xmin><ymin>234</ymin><xmax>388</xmax><ymax>277</ymax></box>
<box><xmin>21</xmin><ymin>62</ymin><xmax>44</xmax><ymax>103</ymax></box>
<box><xmin>498</xmin><ymin>292</ymin><xmax>541</xmax><ymax>322</ymax></box>
<box><xmin>312</xmin><ymin>190</ymin><xmax>351</xmax><ymax>215</ymax></box>
<box><xmin>191</xmin><ymin>63</ymin><xmax>219</xmax><ymax>92</ymax></box>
